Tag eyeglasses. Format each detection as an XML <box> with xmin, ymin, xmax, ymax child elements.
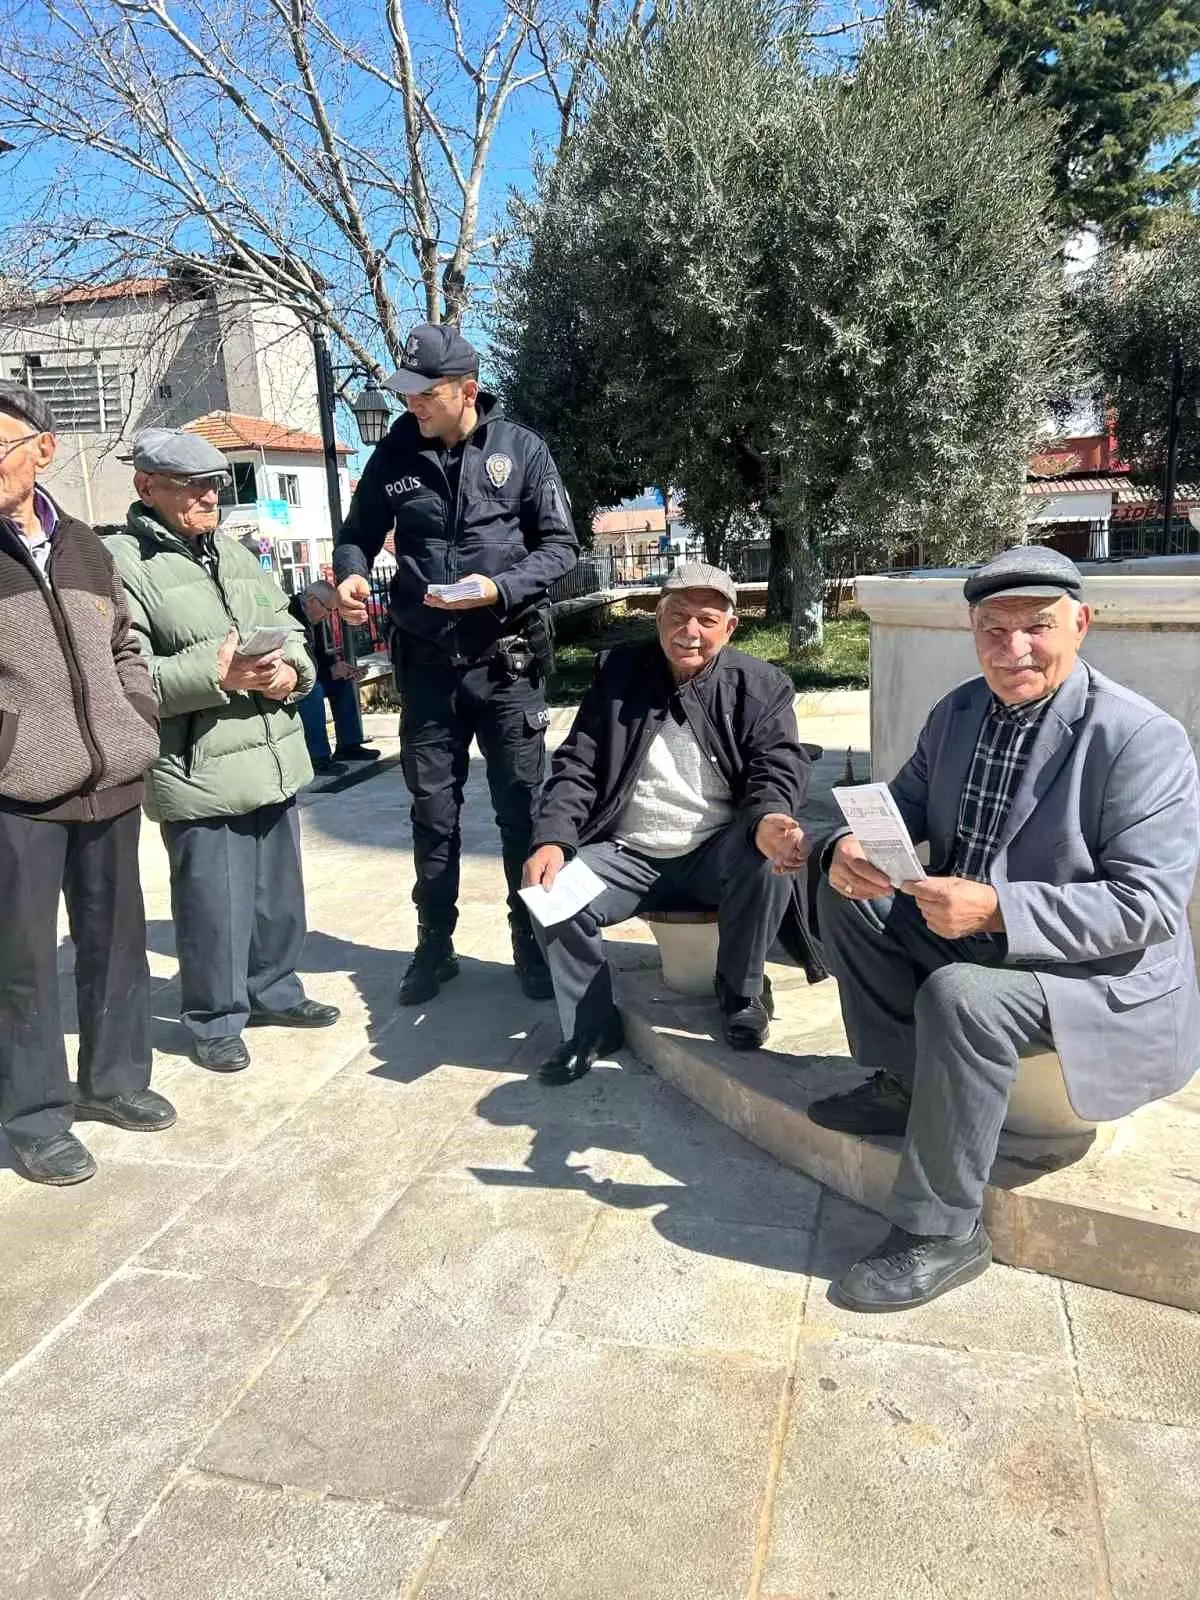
<box><xmin>0</xmin><ymin>432</ymin><xmax>42</xmax><ymax>464</ymax></box>
<box><xmin>159</xmin><ymin>474</ymin><xmax>227</xmax><ymax>492</ymax></box>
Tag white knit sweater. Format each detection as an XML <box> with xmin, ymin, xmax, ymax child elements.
<box><xmin>615</xmin><ymin>712</ymin><xmax>734</xmax><ymax>858</ymax></box>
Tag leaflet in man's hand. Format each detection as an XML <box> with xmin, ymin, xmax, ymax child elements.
<box><xmin>831</xmin><ymin>783</ymin><xmax>926</xmax><ymax>887</ymax></box>
<box><xmin>518</xmin><ymin>857</ymin><xmax>607</xmax><ymax>928</ymax></box>
<box><xmin>427</xmin><ymin>577</ymin><xmax>489</xmax><ymax>602</ymax></box>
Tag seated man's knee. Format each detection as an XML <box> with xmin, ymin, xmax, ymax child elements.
<box><xmin>914</xmin><ymin>962</ymin><xmax>989</xmax><ymax>1026</ymax></box>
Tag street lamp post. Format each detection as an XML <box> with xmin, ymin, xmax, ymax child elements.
<box><xmin>310</xmin><ymin>327</ymin><xmax>394</xmax><ymax>665</ymax></box>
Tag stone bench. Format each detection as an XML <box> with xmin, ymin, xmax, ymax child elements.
<box><xmin>638</xmin><ymin>908</ymin><xmax>1096</xmax><ymax>1141</ymax></box>
<box><xmin>641</xmin><ymin>908</ymin><xmax>720</xmax><ymax>996</ymax></box>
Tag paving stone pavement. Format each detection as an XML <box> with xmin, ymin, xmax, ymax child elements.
<box><xmin>2</xmin><ymin>695</ymin><xmax>1197</xmax><ymax>1599</ymax></box>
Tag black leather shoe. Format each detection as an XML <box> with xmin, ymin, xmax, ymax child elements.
<box><xmin>247</xmin><ymin>999</ymin><xmax>340</xmax><ymax>1028</ymax></box>
<box><xmin>74</xmin><ymin>1089</ymin><xmax>177</xmax><ymax>1131</ymax></box>
<box><xmin>333</xmin><ymin>744</ymin><xmax>381</xmax><ymax>763</ymax></box>
<box><xmin>807</xmin><ymin>1070</ymin><xmax>912</xmax><ymax>1136</ymax></box>
<box><xmin>512</xmin><ymin>925</ymin><xmax>554</xmax><ymax>1001</ymax></box>
<box><xmin>6</xmin><ymin>1129</ymin><xmax>97</xmax><ymax>1186</ymax></box>
<box><xmin>537</xmin><ymin>1015</ymin><xmax>625</xmax><ymax>1086</ymax></box>
<box><xmin>399</xmin><ymin>939</ymin><xmax>459</xmax><ymax>1006</ymax></box>
<box><xmin>715</xmin><ymin>973</ymin><xmax>774</xmax><ymax>1051</ymax></box>
<box><xmin>830</xmin><ymin>1223</ymin><xmax>993</xmax><ymax>1313</ymax></box>
<box><xmin>194</xmin><ymin>1036</ymin><xmax>251</xmax><ymax>1072</ymax></box>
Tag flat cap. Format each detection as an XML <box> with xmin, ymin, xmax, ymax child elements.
<box><xmin>384</xmin><ymin>323</ymin><xmax>480</xmax><ymax>396</ymax></box>
<box><xmin>963</xmin><ymin>544</ymin><xmax>1083</xmax><ymax>606</ymax></box>
<box><xmin>660</xmin><ymin>561</ymin><xmax>738</xmax><ymax>608</ymax></box>
<box><xmin>123</xmin><ymin>428</ymin><xmax>231</xmax><ymax>482</ymax></box>
<box><xmin>0</xmin><ymin>379</ymin><xmax>54</xmax><ymax>434</ymax></box>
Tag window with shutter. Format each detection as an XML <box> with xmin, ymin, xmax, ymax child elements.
<box><xmin>18</xmin><ymin>357</ymin><xmax>126</xmax><ymax>433</ymax></box>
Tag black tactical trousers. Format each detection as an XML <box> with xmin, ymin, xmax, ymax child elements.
<box><xmin>397</xmin><ymin>643</ymin><xmax>548</xmax><ymax>938</ymax></box>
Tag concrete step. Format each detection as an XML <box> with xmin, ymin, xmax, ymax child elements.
<box><xmin>616</xmin><ymin>964</ymin><xmax>1200</xmax><ymax>1312</ymax></box>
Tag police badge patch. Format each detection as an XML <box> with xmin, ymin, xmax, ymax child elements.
<box><xmin>404</xmin><ymin>333</ymin><xmax>421</xmax><ymax>364</ymax></box>
<box><xmin>485</xmin><ymin>452</ymin><xmax>513</xmax><ymax>488</ymax></box>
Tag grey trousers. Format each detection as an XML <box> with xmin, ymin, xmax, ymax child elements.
<box><xmin>0</xmin><ymin>807</ymin><xmax>151</xmax><ymax>1139</ymax></box>
<box><xmin>162</xmin><ymin>799</ymin><xmax>308</xmax><ymax>1042</ymax></box>
<box><xmin>536</xmin><ymin>825</ymin><xmax>793</xmax><ymax>1046</ymax></box>
<box><xmin>817</xmin><ymin>876</ymin><xmax>1054</xmax><ymax>1238</ymax></box>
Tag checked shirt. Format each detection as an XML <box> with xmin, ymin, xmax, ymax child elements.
<box><xmin>952</xmin><ymin>692</ymin><xmax>1054</xmax><ymax>882</ymax></box>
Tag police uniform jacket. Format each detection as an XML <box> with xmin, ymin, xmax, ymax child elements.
<box><xmin>532</xmin><ymin>639</ymin><xmax>827</xmax><ymax>982</ymax></box>
<box><xmin>332</xmin><ymin>393</ymin><xmax>577</xmax><ymax>661</ymax></box>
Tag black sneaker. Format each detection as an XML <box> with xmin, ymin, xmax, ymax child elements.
<box><xmin>511</xmin><ymin>925</ymin><xmax>554</xmax><ymax>1001</ymax></box>
<box><xmin>399</xmin><ymin>938</ymin><xmax>459</xmax><ymax>1006</ymax></box>
<box><xmin>333</xmin><ymin>745</ymin><xmax>381</xmax><ymax>763</ymax></box>
<box><xmin>830</xmin><ymin>1222</ymin><xmax>993</xmax><ymax>1313</ymax></box>
<box><xmin>537</xmin><ymin>1014</ymin><xmax>625</xmax><ymax>1086</ymax></box>
<box><xmin>807</xmin><ymin>1070</ymin><xmax>912</xmax><ymax>1136</ymax></box>
<box><xmin>312</xmin><ymin>758</ymin><xmax>347</xmax><ymax>777</ymax></box>
<box><xmin>6</xmin><ymin>1129</ymin><xmax>96</xmax><ymax>1186</ymax></box>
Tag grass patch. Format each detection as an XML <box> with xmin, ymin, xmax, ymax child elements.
<box><xmin>549</xmin><ymin>612</ymin><xmax>869</xmax><ymax>703</ymax></box>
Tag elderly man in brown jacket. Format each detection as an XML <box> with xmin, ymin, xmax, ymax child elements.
<box><xmin>0</xmin><ymin>381</ymin><xmax>175</xmax><ymax>1186</ymax></box>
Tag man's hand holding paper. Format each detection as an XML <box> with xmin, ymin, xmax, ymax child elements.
<box><xmin>828</xmin><ymin>834</ymin><xmax>894</xmax><ymax>900</ymax></box>
<box><xmin>906</xmin><ymin>877</ymin><xmax>1004</xmax><ymax>939</ymax></box>
<box><xmin>831</xmin><ymin>782</ymin><xmax>926</xmax><ymax>890</ymax></box>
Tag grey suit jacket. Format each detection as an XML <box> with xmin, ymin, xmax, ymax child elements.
<box><xmin>888</xmin><ymin>660</ymin><xmax>1200</xmax><ymax>1119</ymax></box>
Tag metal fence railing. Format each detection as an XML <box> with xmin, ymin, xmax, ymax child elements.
<box><xmin>548</xmin><ymin>540</ymin><xmax>774</xmax><ymax>602</ymax></box>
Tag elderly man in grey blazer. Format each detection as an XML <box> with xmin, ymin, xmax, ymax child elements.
<box><xmin>811</xmin><ymin>545</ymin><xmax>1200</xmax><ymax>1312</ymax></box>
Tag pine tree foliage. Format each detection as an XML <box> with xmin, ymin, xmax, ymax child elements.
<box><xmin>918</xmin><ymin>0</ymin><xmax>1200</xmax><ymax>239</ymax></box>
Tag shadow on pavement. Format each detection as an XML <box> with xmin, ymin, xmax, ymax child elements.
<box><xmin>466</xmin><ymin>1060</ymin><xmax>818</xmax><ymax>1276</ymax></box>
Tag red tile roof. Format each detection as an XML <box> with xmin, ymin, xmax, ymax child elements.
<box><xmin>185</xmin><ymin>411</ymin><xmax>350</xmax><ymax>456</ymax></box>
<box><xmin>55</xmin><ymin>277</ymin><xmax>171</xmax><ymax>305</ymax></box>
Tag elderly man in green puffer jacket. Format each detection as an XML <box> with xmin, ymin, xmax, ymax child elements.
<box><xmin>107</xmin><ymin>429</ymin><xmax>339</xmax><ymax>1073</ymax></box>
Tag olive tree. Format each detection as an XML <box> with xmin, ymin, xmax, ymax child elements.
<box><xmin>495</xmin><ymin>0</ymin><xmax>1069</xmax><ymax>647</ymax></box>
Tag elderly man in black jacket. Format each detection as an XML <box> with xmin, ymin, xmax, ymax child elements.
<box><xmin>524</xmin><ymin>564</ymin><xmax>818</xmax><ymax>1085</ymax></box>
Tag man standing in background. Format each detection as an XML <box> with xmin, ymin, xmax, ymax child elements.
<box><xmin>288</xmin><ymin>578</ymin><xmax>379</xmax><ymax>775</ymax></box>
<box><xmin>334</xmin><ymin>324</ymin><xmax>578</xmax><ymax>1006</ymax></box>
<box><xmin>0</xmin><ymin>382</ymin><xmax>174</xmax><ymax>1186</ymax></box>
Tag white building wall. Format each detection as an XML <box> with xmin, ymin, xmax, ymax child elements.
<box><xmin>0</xmin><ymin>284</ymin><xmax>326</xmax><ymax>527</ymax></box>
<box><xmin>217</xmin><ymin>451</ymin><xmax>349</xmax><ymax>588</ymax></box>
<box><xmin>247</xmin><ymin>302</ymin><xmax>322</xmax><ymax>439</ymax></box>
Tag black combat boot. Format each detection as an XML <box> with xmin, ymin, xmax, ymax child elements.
<box><xmin>511</xmin><ymin>919</ymin><xmax>554</xmax><ymax>1001</ymax></box>
<box><xmin>399</xmin><ymin>933</ymin><xmax>460</xmax><ymax>1006</ymax></box>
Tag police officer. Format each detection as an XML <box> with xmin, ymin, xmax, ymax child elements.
<box><xmin>333</xmin><ymin>324</ymin><xmax>579</xmax><ymax>1004</ymax></box>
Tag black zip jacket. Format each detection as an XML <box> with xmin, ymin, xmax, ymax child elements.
<box><xmin>532</xmin><ymin>639</ymin><xmax>827</xmax><ymax>982</ymax></box>
<box><xmin>332</xmin><ymin>392</ymin><xmax>578</xmax><ymax>660</ymax></box>
<box><xmin>287</xmin><ymin>593</ymin><xmax>337</xmax><ymax>683</ymax></box>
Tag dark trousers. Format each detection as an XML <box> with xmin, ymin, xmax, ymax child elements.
<box><xmin>537</xmin><ymin>825</ymin><xmax>793</xmax><ymax>1045</ymax></box>
<box><xmin>818</xmin><ymin>878</ymin><xmax>1054</xmax><ymax>1237</ymax></box>
<box><xmin>398</xmin><ymin>649</ymin><xmax>546</xmax><ymax>937</ymax></box>
<box><xmin>298</xmin><ymin>676</ymin><xmax>364</xmax><ymax>764</ymax></box>
<box><xmin>0</xmin><ymin>807</ymin><xmax>151</xmax><ymax>1139</ymax></box>
<box><xmin>162</xmin><ymin>799</ymin><xmax>307</xmax><ymax>1041</ymax></box>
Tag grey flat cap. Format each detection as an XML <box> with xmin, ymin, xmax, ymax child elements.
<box><xmin>123</xmin><ymin>428</ymin><xmax>231</xmax><ymax>482</ymax></box>
<box><xmin>660</xmin><ymin>561</ymin><xmax>738</xmax><ymax>607</ymax></box>
<box><xmin>963</xmin><ymin>545</ymin><xmax>1083</xmax><ymax>606</ymax></box>
<box><xmin>0</xmin><ymin>379</ymin><xmax>54</xmax><ymax>434</ymax></box>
